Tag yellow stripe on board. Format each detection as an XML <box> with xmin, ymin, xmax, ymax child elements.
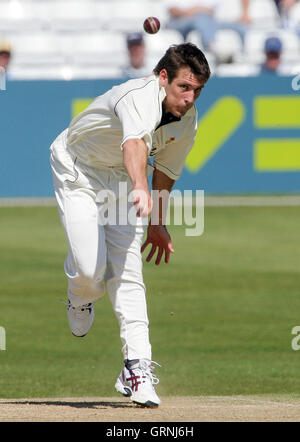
<box><xmin>71</xmin><ymin>98</ymin><xmax>93</xmax><ymax>118</ymax></box>
<box><xmin>254</xmin><ymin>96</ymin><xmax>300</xmax><ymax>128</ymax></box>
<box><xmin>186</xmin><ymin>97</ymin><xmax>245</xmax><ymax>173</ymax></box>
<box><xmin>254</xmin><ymin>139</ymin><xmax>300</xmax><ymax>171</ymax></box>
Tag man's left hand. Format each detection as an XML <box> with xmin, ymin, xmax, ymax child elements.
<box><xmin>141</xmin><ymin>225</ymin><xmax>174</xmax><ymax>265</ymax></box>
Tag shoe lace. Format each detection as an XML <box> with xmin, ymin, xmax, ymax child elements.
<box><xmin>140</xmin><ymin>360</ymin><xmax>161</xmax><ymax>385</ymax></box>
<box><xmin>65</xmin><ymin>300</ymin><xmax>93</xmax><ymax>318</ymax></box>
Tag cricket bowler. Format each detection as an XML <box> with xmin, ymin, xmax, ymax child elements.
<box><xmin>50</xmin><ymin>43</ymin><xmax>210</xmax><ymax>407</ymax></box>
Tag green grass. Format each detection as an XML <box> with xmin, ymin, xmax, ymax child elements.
<box><xmin>1</xmin><ymin>205</ymin><xmax>300</xmax><ymax>398</ymax></box>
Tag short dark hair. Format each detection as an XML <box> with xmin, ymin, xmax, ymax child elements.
<box><xmin>153</xmin><ymin>43</ymin><xmax>211</xmax><ymax>83</ymax></box>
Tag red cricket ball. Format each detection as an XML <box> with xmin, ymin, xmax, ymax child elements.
<box><xmin>143</xmin><ymin>17</ymin><xmax>160</xmax><ymax>34</ymax></box>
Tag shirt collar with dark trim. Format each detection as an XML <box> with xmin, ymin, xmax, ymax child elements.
<box><xmin>155</xmin><ymin>105</ymin><xmax>181</xmax><ymax>131</ymax></box>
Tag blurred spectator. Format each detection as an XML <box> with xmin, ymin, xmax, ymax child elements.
<box><xmin>273</xmin><ymin>0</ymin><xmax>281</xmax><ymax>13</ymax></box>
<box><xmin>239</xmin><ymin>0</ymin><xmax>251</xmax><ymax>24</ymax></box>
<box><xmin>282</xmin><ymin>0</ymin><xmax>299</xmax><ymax>31</ymax></box>
<box><xmin>163</xmin><ymin>0</ymin><xmax>250</xmax><ymax>51</ymax></box>
<box><xmin>274</xmin><ymin>0</ymin><xmax>298</xmax><ymax>15</ymax></box>
<box><xmin>273</xmin><ymin>0</ymin><xmax>299</xmax><ymax>28</ymax></box>
<box><xmin>260</xmin><ymin>36</ymin><xmax>282</xmax><ymax>74</ymax></box>
<box><xmin>121</xmin><ymin>32</ymin><xmax>153</xmax><ymax>78</ymax></box>
<box><xmin>217</xmin><ymin>0</ymin><xmax>250</xmax><ymax>44</ymax></box>
<box><xmin>0</xmin><ymin>40</ymin><xmax>11</xmax><ymax>72</ymax></box>
<box><xmin>163</xmin><ymin>0</ymin><xmax>218</xmax><ymax>50</ymax></box>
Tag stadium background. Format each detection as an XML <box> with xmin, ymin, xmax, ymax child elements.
<box><xmin>1</xmin><ymin>0</ymin><xmax>300</xmax><ymax>197</ymax></box>
<box><xmin>1</xmin><ymin>0</ymin><xmax>300</xmax><ymax>421</ymax></box>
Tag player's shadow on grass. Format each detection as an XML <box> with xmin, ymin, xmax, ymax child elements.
<box><xmin>2</xmin><ymin>400</ymin><xmax>135</xmax><ymax>409</ymax></box>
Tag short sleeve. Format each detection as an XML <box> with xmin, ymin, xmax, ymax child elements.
<box><xmin>114</xmin><ymin>83</ymin><xmax>160</xmax><ymax>154</ymax></box>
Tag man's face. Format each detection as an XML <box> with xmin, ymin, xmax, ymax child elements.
<box><xmin>128</xmin><ymin>43</ymin><xmax>145</xmax><ymax>69</ymax></box>
<box><xmin>0</xmin><ymin>51</ymin><xmax>10</xmax><ymax>69</ymax></box>
<box><xmin>265</xmin><ymin>51</ymin><xmax>281</xmax><ymax>71</ymax></box>
<box><xmin>159</xmin><ymin>67</ymin><xmax>205</xmax><ymax>117</ymax></box>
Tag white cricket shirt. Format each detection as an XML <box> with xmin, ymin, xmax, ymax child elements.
<box><xmin>67</xmin><ymin>74</ymin><xmax>198</xmax><ymax>181</ymax></box>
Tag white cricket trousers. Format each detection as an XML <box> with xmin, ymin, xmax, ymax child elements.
<box><xmin>50</xmin><ymin>129</ymin><xmax>151</xmax><ymax>361</ymax></box>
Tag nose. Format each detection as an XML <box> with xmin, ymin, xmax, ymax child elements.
<box><xmin>184</xmin><ymin>90</ymin><xmax>195</xmax><ymax>105</ymax></box>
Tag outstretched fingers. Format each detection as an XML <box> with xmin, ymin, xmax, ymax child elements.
<box><xmin>155</xmin><ymin>248</ymin><xmax>164</xmax><ymax>266</ymax></box>
<box><xmin>164</xmin><ymin>242</ymin><xmax>175</xmax><ymax>264</ymax></box>
<box><xmin>146</xmin><ymin>245</ymin><xmax>157</xmax><ymax>262</ymax></box>
<box><xmin>141</xmin><ymin>238</ymin><xmax>150</xmax><ymax>254</ymax></box>
<box><xmin>141</xmin><ymin>229</ymin><xmax>174</xmax><ymax>265</ymax></box>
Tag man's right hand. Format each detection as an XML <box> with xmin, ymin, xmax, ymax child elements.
<box><xmin>132</xmin><ymin>187</ymin><xmax>153</xmax><ymax>218</ymax></box>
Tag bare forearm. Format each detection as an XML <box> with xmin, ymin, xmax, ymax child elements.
<box><xmin>152</xmin><ymin>168</ymin><xmax>174</xmax><ymax>192</ymax></box>
<box><xmin>281</xmin><ymin>0</ymin><xmax>297</xmax><ymax>11</ymax></box>
<box><xmin>240</xmin><ymin>0</ymin><xmax>251</xmax><ymax>22</ymax></box>
<box><xmin>123</xmin><ymin>138</ymin><xmax>148</xmax><ymax>189</ymax></box>
<box><xmin>242</xmin><ymin>0</ymin><xmax>250</xmax><ymax>10</ymax></box>
<box><xmin>151</xmin><ymin>168</ymin><xmax>175</xmax><ymax>225</ymax></box>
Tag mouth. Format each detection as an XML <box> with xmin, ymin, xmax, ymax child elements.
<box><xmin>177</xmin><ymin>107</ymin><xmax>189</xmax><ymax>116</ymax></box>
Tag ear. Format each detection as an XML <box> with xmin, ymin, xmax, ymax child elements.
<box><xmin>159</xmin><ymin>69</ymin><xmax>168</xmax><ymax>86</ymax></box>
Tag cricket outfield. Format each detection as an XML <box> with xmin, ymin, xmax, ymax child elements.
<box><xmin>1</xmin><ymin>203</ymin><xmax>300</xmax><ymax>421</ymax></box>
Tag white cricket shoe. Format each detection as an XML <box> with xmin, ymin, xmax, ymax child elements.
<box><xmin>115</xmin><ymin>359</ymin><xmax>161</xmax><ymax>407</ymax></box>
<box><xmin>67</xmin><ymin>300</ymin><xmax>94</xmax><ymax>337</ymax></box>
